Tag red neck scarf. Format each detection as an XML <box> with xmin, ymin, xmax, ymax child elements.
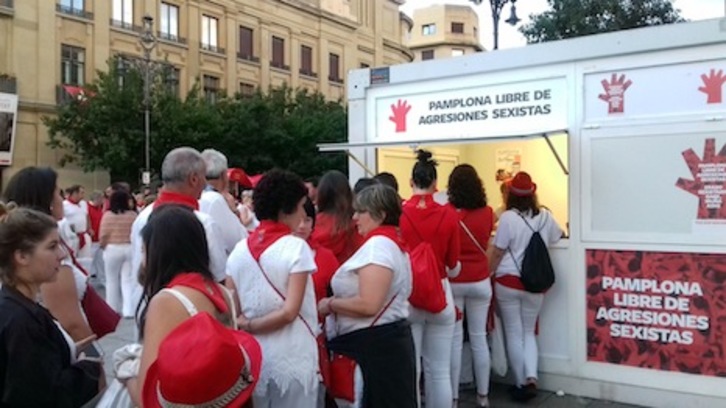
<box><xmin>365</xmin><ymin>225</ymin><xmax>407</xmax><ymax>252</ymax></box>
<box><xmin>153</xmin><ymin>189</ymin><xmax>200</xmax><ymax>211</ymax></box>
<box><xmin>166</xmin><ymin>273</ymin><xmax>228</xmax><ymax>313</ymax></box>
<box><xmin>248</xmin><ymin>220</ymin><xmax>291</xmax><ymax>261</ymax></box>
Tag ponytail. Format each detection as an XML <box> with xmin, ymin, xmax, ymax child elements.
<box><xmin>412</xmin><ymin>149</ymin><xmax>438</xmax><ymax>189</ymax></box>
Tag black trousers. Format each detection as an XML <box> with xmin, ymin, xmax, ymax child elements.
<box><xmin>327</xmin><ymin>320</ymin><xmax>417</xmax><ymax>408</ymax></box>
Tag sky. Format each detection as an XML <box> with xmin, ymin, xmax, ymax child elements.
<box><xmin>400</xmin><ymin>0</ymin><xmax>726</xmax><ymax>51</ymax></box>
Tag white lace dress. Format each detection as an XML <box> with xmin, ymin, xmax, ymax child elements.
<box><xmin>226</xmin><ymin>235</ymin><xmax>319</xmax><ymax>398</ymax></box>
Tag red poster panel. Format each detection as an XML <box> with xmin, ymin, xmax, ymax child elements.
<box><xmin>586</xmin><ymin>249</ymin><xmax>726</xmax><ymax>376</ymax></box>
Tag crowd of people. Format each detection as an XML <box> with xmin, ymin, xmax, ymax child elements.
<box><xmin>0</xmin><ymin>145</ymin><xmax>563</xmax><ymax>407</ymax></box>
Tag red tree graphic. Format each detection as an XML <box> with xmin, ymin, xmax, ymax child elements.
<box><xmin>598</xmin><ymin>73</ymin><xmax>632</xmax><ymax>114</ymax></box>
<box><xmin>389</xmin><ymin>99</ymin><xmax>411</xmax><ymax>133</ymax></box>
<box><xmin>698</xmin><ymin>69</ymin><xmax>726</xmax><ymax>104</ymax></box>
<box><xmin>676</xmin><ymin>138</ymin><xmax>726</xmax><ymax>219</ymax></box>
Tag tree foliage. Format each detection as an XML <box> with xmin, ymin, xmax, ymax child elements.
<box><xmin>43</xmin><ymin>60</ymin><xmax>348</xmax><ymax>185</ymax></box>
<box><xmin>519</xmin><ymin>0</ymin><xmax>686</xmax><ymax>44</ymax></box>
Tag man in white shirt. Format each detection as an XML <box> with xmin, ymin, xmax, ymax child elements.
<box><xmin>128</xmin><ymin>147</ymin><xmax>228</xmax><ymax>319</ymax></box>
<box><xmin>199</xmin><ymin>149</ymin><xmax>248</xmax><ymax>255</ymax></box>
<box><xmin>63</xmin><ymin>185</ymin><xmax>93</xmax><ymax>260</ymax></box>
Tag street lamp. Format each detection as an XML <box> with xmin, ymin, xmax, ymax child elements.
<box><xmin>116</xmin><ymin>14</ymin><xmax>161</xmax><ymax>186</ymax></box>
<box><xmin>470</xmin><ymin>0</ymin><xmax>521</xmax><ymax>50</ymax></box>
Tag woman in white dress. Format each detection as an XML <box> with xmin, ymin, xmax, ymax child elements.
<box><xmin>2</xmin><ymin>167</ymin><xmax>95</xmax><ymax>342</ymax></box>
<box><xmin>227</xmin><ymin>169</ymin><xmax>319</xmax><ymax>408</ymax></box>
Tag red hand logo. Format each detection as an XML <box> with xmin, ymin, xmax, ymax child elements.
<box><xmin>675</xmin><ymin>139</ymin><xmax>726</xmax><ymax>220</ymax></box>
<box><xmin>698</xmin><ymin>69</ymin><xmax>726</xmax><ymax>104</ymax></box>
<box><xmin>598</xmin><ymin>74</ymin><xmax>632</xmax><ymax>114</ymax></box>
<box><xmin>389</xmin><ymin>99</ymin><xmax>411</xmax><ymax>133</ymax></box>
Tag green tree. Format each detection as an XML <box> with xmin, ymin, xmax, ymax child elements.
<box><xmin>519</xmin><ymin>0</ymin><xmax>685</xmax><ymax>44</ymax></box>
<box><xmin>44</xmin><ymin>61</ymin><xmax>347</xmax><ymax>185</ymax></box>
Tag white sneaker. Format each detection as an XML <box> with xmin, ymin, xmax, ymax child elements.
<box><xmin>477</xmin><ymin>395</ymin><xmax>489</xmax><ymax>407</ymax></box>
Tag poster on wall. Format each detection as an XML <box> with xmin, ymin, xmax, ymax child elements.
<box><xmin>0</xmin><ymin>92</ymin><xmax>18</xmax><ymax>166</ymax></box>
<box><xmin>495</xmin><ymin>148</ymin><xmax>521</xmax><ymax>180</ymax></box>
<box><xmin>586</xmin><ymin>249</ymin><xmax>726</xmax><ymax>377</ymax></box>
<box><xmin>676</xmin><ymin>138</ymin><xmax>726</xmax><ymax>232</ymax></box>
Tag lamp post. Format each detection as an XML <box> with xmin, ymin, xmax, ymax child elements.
<box><xmin>470</xmin><ymin>0</ymin><xmax>521</xmax><ymax>50</ymax></box>
<box><xmin>117</xmin><ymin>15</ymin><xmax>165</xmax><ymax>185</ymax></box>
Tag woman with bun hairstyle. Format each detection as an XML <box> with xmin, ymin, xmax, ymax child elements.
<box><xmin>2</xmin><ymin>167</ymin><xmax>96</xmax><ymax>343</ymax></box>
<box><xmin>399</xmin><ymin>150</ymin><xmax>461</xmax><ymax>408</ymax></box>
<box><xmin>488</xmin><ymin>172</ymin><xmax>563</xmax><ymax>401</ymax></box>
<box><xmin>312</xmin><ymin>170</ymin><xmax>364</xmax><ymax>264</ymax></box>
<box><xmin>0</xmin><ymin>206</ymin><xmax>103</xmax><ymax>407</ymax></box>
<box><xmin>447</xmin><ymin>164</ymin><xmax>495</xmax><ymax>408</ymax></box>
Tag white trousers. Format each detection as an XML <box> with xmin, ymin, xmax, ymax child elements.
<box><xmin>495</xmin><ymin>283</ymin><xmax>544</xmax><ymax>387</ymax></box>
<box><xmin>253</xmin><ymin>380</ymin><xmax>318</xmax><ymax>408</ymax></box>
<box><xmin>103</xmin><ymin>244</ymin><xmax>134</xmax><ymax>317</ymax></box>
<box><xmin>410</xmin><ymin>278</ymin><xmax>456</xmax><ymax>408</ymax></box>
<box><xmin>450</xmin><ymin>278</ymin><xmax>492</xmax><ymax>399</ymax></box>
<box><xmin>90</xmin><ymin>243</ymin><xmax>105</xmax><ymax>282</ymax></box>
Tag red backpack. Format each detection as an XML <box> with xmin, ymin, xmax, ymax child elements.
<box><xmin>404</xmin><ymin>211</ymin><xmax>447</xmax><ymax>313</ymax></box>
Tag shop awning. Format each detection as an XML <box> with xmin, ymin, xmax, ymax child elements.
<box><xmin>318</xmin><ymin>129</ymin><xmax>570</xmax><ymax>175</ymax></box>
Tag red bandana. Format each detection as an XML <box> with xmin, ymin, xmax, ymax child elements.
<box><xmin>153</xmin><ymin>190</ymin><xmax>200</xmax><ymax>211</ymax></box>
<box><xmin>248</xmin><ymin>220</ymin><xmax>292</xmax><ymax>261</ymax></box>
<box><xmin>166</xmin><ymin>273</ymin><xmax>229</xmax><ymax>313</ymax></box>
<box><xmin>364</xmin><ymin>225</ymin><xmax>407</xmax><ymax>252</ymax></box>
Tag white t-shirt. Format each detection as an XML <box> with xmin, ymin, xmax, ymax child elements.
<box><xmin>226</xmin><ymin>235</ymin><xmax>319</xmax><ymax>397</ymax></box>
<box><xmin>62</xmin><ymin>200</ymin><xmax>88</xmax><ymax>233</ymax></box>
<box><xmin>199</xmin><ymin>190</ymin><xmax>248</xmax><ymax>254</ymax></box>
<box><xmin>492</xmin><ymin>209</ymin><xmax>563</xmax><ymax>276</ymax></box>
<box><xmin>128</xmin><ymin>204</ymin><xmax>229</xmax><ymax>317</ymax></box>
<box><xmin>330</xmin><ymin>235</ymin><xmax>412</xmax><ymax>336</ymax></box>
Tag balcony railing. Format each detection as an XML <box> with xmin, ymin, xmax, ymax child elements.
<box><xmin>0</xmin><ymin>0</ymin><xmax>14</xmax><ymax>15</ymax></box>
<box><xmin>110</xmin><ymin>19</ymin><xmax>141</xmax><ymax>32</ymax></box>
<box><xmin>200</xmin><ymin>43</ymin><xmax>225</xmax><ymax>55</ymax></box>
<box><xmin>270</xmin><ymin>61</ymin><xmax>290</xmax><ymax>71</ymax></box>
<box><xmin>328</xmin><ymin>75</ymin><xmax>344</xmax><ymax>84</ymax></box>
<box><xmin>56</xmin><ymin>84</ymin><xmax>74</xmax><ymax>105</ymax></box>
<box><xmin>237</xmin><ymin>53</ymin><xmax>260</xmax><ymax>63</ymax></box>
<box><xmin>56</xmin><ymin>3</ymin><xmax>93</xmax><ymax>20</ymax></box>
<box><xmin>299</xmin><ymin>69</ymin><xmax>318</xmax><ymax>78</ymax></box>
<box><xmin>0</xmin><ymin>75</ymin><xmax>17</xmax><ymax>94</ymax></box>
<box><xmin>158</xmin><ymin>31</ymin><xmax>187</xmax><ymax>45</ymax></box>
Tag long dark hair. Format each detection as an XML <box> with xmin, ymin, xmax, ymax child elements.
<box><xmin>448</xmin><ymin>164</ymin><xmax>487</xmax><ymax>209</ymax></box>
<box><xmin>2</xmin><ymin>167</ymin><xmax>58</xmax><ymax>215</ymax></box>
<box><xmin>412</xmin><ymin>150</ymin><xmax>437</xmax><ymax>189</ymax></box>
<box><xmin>506</xmin><ymin>193</ymin><xmax>540</xmax><ymax>216</ymax></box>
<box><xmin>137</xmin><ymin>205</ymin><xmax>212</xmax><ymax>338</ymax></box>
<box><xmin>316</xmin><ymin>170</ymin><xmax>354</xmax><ymax>233</ymax></box>
<box><xmin>109</xmin><ymin>190</ymin><xmax>132</xmax><ymax>214</ymax></box>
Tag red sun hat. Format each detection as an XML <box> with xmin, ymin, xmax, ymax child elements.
<box><xmin>227</xmin><ymin>168</ymin><xmax>253</xmax><ymax>189</ymax></box>
<box><xmin>142</xmin><ymin>312</ymin><xmax>262</xmax><ymax>408</ymax></box>
<box><xmin>507</xmin><ymin>172</ymin><xmax>537</xmax><ymax>197</ymax></box>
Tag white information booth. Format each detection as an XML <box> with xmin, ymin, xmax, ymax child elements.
<box><xmin>321</xmin><ymin>18</ymin><xmax>726</xmax><ymax>407</ymax></box>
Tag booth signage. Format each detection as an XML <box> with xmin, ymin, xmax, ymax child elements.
<box><xmin>373</xmin><ymin>77</ymin><xmax>567</xmax><ymax>143</ymax></box>
<box><xmin>585</xmin><ymin>60</ymin><xmax>726</xmax><ymax>121</ymax></box>
<box><xmin>0</xmin><ymin>92</ymin><xmax>18</xmax><ymax>166</ymax></box>
<box><xmin>676</xmin><ymin>138</ymin><xmax>726</xmax><ymax>227</ymax></box>
<box><xmin>586</xmin><ymin>249</ymin><xmax>726</xmax><ymax>377</ymax></box>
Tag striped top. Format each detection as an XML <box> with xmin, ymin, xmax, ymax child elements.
<box><xmin>99</xmin><ymin>211</ymin><xmax>137</xmax><ymax>245</ymax></box>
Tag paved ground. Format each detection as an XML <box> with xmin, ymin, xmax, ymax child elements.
<box><xmin>98</xmin><ymin>317</ymin><xmax>643</xmax><ymax>408</ymax></box>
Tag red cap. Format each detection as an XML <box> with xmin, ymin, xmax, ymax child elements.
<box><xmin>142</xmin><ymin>312</ymin><xmax>262</xmax><ymax>408</ymax></box>
<box><xmin>507</xmin><ymin>172</ymin><xmax>537</xmax><ymax>197</ymax></box>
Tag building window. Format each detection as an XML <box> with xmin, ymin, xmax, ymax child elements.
<box><xmin>203</xmin><ymin>75</ymin><xmax>220</xmax><ymax>103</ymax></box>
<box><xmin>165</xmin><ymin>66</ymin><xmax>180</xmax><ymax>97</ymax></box>
<box><xmin>239</xmin><ymin>82</ymin><xmax>255</xmax><ymax>96</ymax></box>
<box><xmin>328</xmin><ymin>53</ymin><xmax>341</xmax><ymax>83</ymax></box>
<box><xmin>422</xmin><ymin>23</ymin><xmax>436</xmax><ymax>36</ymax></box>
<box><xmin>201</xmin><ymin>15</ymin><xmax>219</xmax><ymax>51</ymax></box>
<box><xmin>360</xmin><ymin>63</ymin><xmax>370</xmax><ymax>69</ymax></box>
<box><xmin>452</xmin><ymin>49</ymin><xmax>465</xmax><ymax>57</ymax></box>
<box><xmin>451</xmin><ymin>22</ymin><xmax>464</xmax><ymax>34</ymax></box>
<box><xmin>238</xmin><ymin>26</ymin><xmax>257</xmax><ymax>61</ymax></box>
<box><xmin>159</xmin><ymin>3</ymin><xmax>179</xmax><ymax>41</ymax></box>
<box><xmin>57</xmin><ymin>0</ymin><xmax>92</xmax><ymax>19</ymax></box>
<box><xmin>271</xmin><ymin>36</ymin><xmax>287</xmax><ymax>69</ymax></box>
<box><xmin>112</xmin><ymin>0</ymin><xmax>133</xmax><ymax>28</ymax></box>
<box><xmin>300</xmin><ymin>45</ymin><xmax>314</xmax><ymax>76</ymax></box>
<box><xmin>61</xmin><ymin>45</ymin><xmax>85</xmax><ymax>85</ymax></box>
<box><xmin>421</xmin><ymin>50</ymin><xmax>434</xmax><ymax>60</ymax></box>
